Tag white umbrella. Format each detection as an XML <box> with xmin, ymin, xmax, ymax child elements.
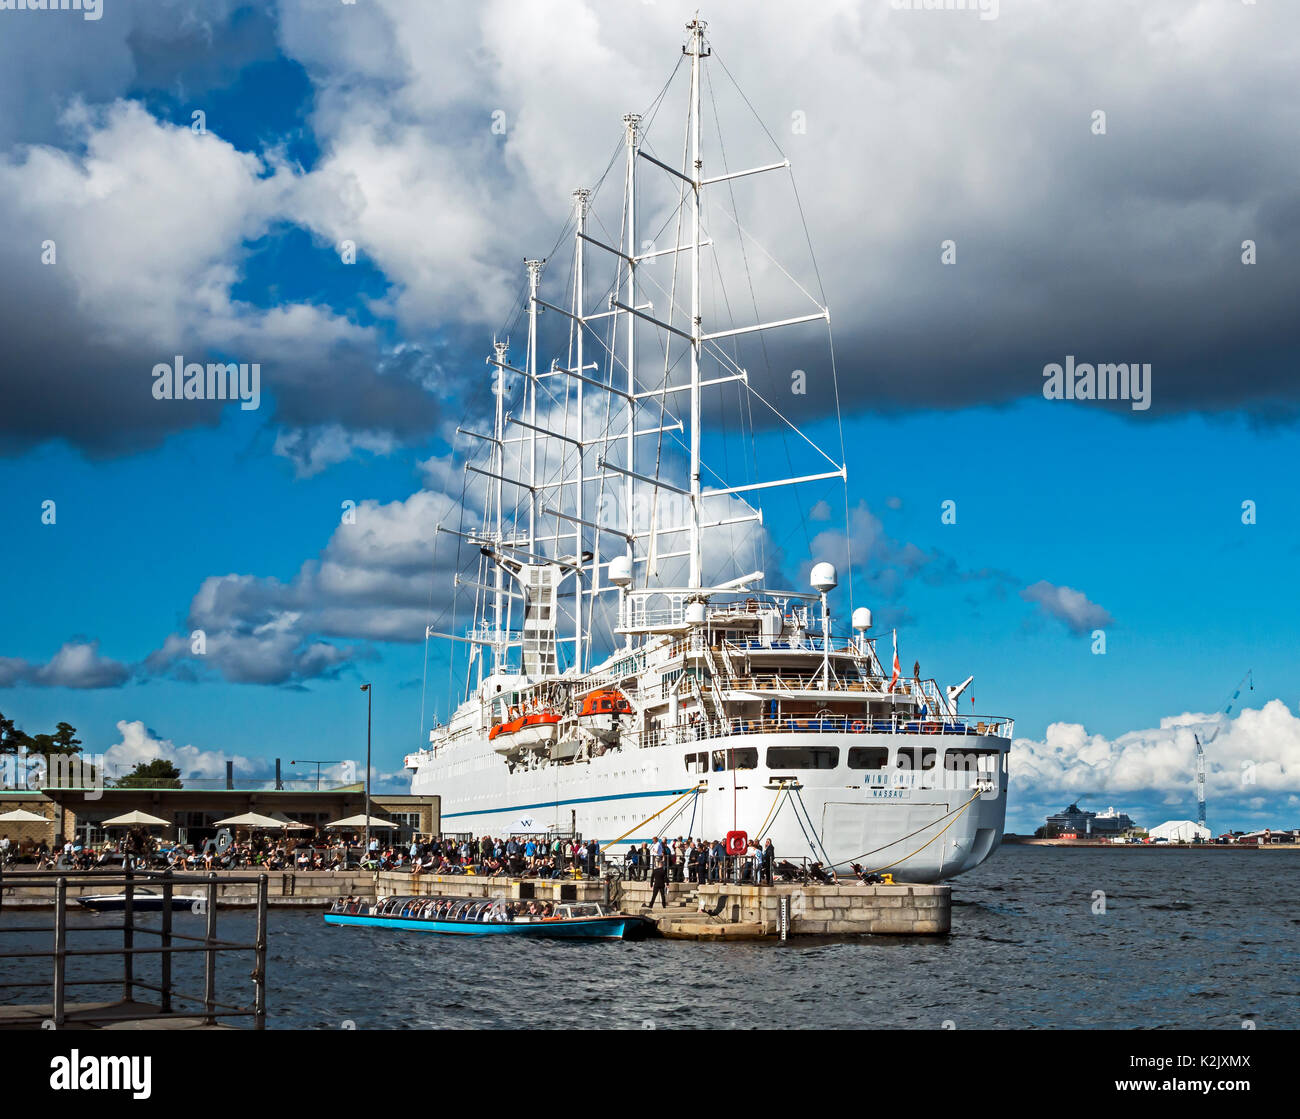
<box><xmin>0</xmin><ymin>808</ymin><xmax>50</xmax><ymax>823</ymax></box>
<box><xmin>213</xmin><ymin>811</ymin><xmax>285</xmax><ymax>829</ymax></box>
<box><xmin>324</xmin><ymin>814</ymin><xmax>396</xmax><ymax>830</ymax></box>
<box><xmin>265</xmin><ymin>811</ymin><xmax>312</xmax><ymax>831</ymax></box>
<box><xmin>101</xmin><ymin>810</ymin><xmax>170</xmax><ymax>827</ymax></box>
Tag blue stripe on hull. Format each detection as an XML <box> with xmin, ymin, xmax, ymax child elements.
<box><xmin>323</xmin><ymin>913</ymin><xmax>642</xmax><ymax>939</ymax></box>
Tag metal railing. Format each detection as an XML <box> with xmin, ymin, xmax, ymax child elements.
<box><xmin>604</xmin><ymin>852</ymin><xmax>839</xmax><ymax>885</ymax></box>
<box><xmin>633</xmin><ymin>713</ymin><xmax>1014</xmax><ymax>750</ymax></box>
<box><xmin>0</xmin><ymin>865</ymin><xmax>269</xmax><ymax>1029</ymax></box>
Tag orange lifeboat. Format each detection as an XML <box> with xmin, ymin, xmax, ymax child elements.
<box><xmin>578</xmin><ymin>689</ymin><xmax>634</xmax><ymax>718</ymax></box>
<box><xmin>516</xmin><ymin>711</ymin><xmax>561</xmax><ymax>750</ymax></box>
<box><xmin>488</xmin><ymin>708</ymin><xmax>528</xmax><ymax>743</ymax></box>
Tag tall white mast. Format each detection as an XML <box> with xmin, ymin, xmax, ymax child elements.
<box><xmin>572</xmin><ymin>188</ymin><xmax>590</xmax><ymax>672</ymax></box>
<box><xmin>686</xmin><ymin>19</ymin><xmax>707</xmax><ymax>589</ymax></box>
<box><xmin>623</xmin><ymin>113</ymin><xmax>640</xmax><ymax>593</ymax></box>
<box><xmin>524</xmin><ymin>257</ymin><xmax>544</xmax><ymax>558</ymax></box>
<box><xmin>491</xmin><ymin>337</ymin><xmax>508</xmax><ymax>677</ymax></box>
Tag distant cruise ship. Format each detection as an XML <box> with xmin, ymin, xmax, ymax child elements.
<box><xmin>406</xmin><ymin>19</ymin><xmax>1012</xmax><ymax>883</ymax></box>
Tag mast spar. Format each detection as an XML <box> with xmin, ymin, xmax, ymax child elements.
<box><xmin>686</xmin><ymin>17</ymin><xmax>708</xmax><ymax>590</ymax></box>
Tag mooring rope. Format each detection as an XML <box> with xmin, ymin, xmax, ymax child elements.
<box><xmin>838</xmin><ymin>790</ymin><xmax>985</xmax><ymax>875</ymax></box>
<box><xmin>599</xmin><ymin>784</ymin><xmax>707</xmax><ymax>854</ymax></box>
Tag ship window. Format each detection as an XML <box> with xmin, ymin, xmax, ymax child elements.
<box><xmin>766</xmin><ymin>746</ymin><xmax>839</xmax><ymax>769</ymax></box>
<box><xmin>895</xmin><ymin>747</ymin><xmax>937</xmax><ymax>770</ymax></box>
<box><xmin>712</xmin><ymin>747</ymin><xmax>758</xmax><ymax>771</ymax></box>
<box><xmin>847</xmin><ymin>746</ymin><xmax>889</xmax><ymax>770</ymax></box>
<box><xmin>943</xmin><ymin>748</ymin><xmax>1001</xmax><ymax>772</ymax></box>
<box><xmin>685</xmin><ymin>752</ymin><xmax>709</xmax><ymax>774</ymax></box>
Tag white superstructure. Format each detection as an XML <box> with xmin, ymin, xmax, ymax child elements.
<box><xmin>406</xmin><ymin>19</ymin><xmax>1012</xmax><ymax>883</ymax></box>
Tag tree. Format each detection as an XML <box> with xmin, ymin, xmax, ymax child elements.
<box><xmin>0</xmin><ymin>711</ymin><xmax>34</xmax><ymax>757</ymax></box>
<box><xmin>115</xmin><ymin>759</ymin><xmax>183</xmax><ymax>789</ymax></box>
<box><xmin>49</xmin><ymin>723</ymin><xmax>82</xmax><ymax>755</ymax></box>
<box><xmin>29</xmin><ymin>722</ymin><xmax>82</xmax><ymax>758</ymax></box>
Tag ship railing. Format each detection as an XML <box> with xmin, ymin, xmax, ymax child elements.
<box><xmin>634</xmin><ymin>713</ymin><xmax>1014</xmax><ymax>749</ymax></box>
<box><xmin>605</xmin><ymin>852</ymin><xmax>839</xmax><ymax>885</ymax></box>
<box><xmin>714</xmin><ymin>671</ymin><xmax>887</xmax><ymax>694</ymax></box>
<box><xmin>718</xmin><ymin>635</ymin><xmax>864</xmax><ymax>655</ymax></box>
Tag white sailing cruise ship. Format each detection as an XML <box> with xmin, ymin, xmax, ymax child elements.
<box><xmin>406</xmin><ymin>19</ymin><xmax>1012</xmax><ymax>883</ymax></box>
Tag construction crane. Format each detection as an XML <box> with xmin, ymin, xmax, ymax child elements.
<box><xmin>1193</xmin><ymin>670</ymin><xmax>1253</xmax><ymax>833</ymax></box>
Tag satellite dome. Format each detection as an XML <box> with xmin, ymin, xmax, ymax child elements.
<box><xmin>607</xmin><ymin>554</ymin><xmax>633</xmax><ymax>587</ymax></box>
<box><xmin>809</xmin><ymin>561</ymin><xmax>838</xmax><ymax>593</ymax></box>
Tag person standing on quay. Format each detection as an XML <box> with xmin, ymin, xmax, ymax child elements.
<box><xmin>648</xmin><ymin>845</ymin><xmax>669</xmax><ymax>909</ymax></box>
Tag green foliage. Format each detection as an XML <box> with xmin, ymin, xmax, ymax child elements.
<box><xmin>0</xmin><ymin>711</ymin><xmax>35</xmax><ymax>756</ymax></box>
<box><xmin>115</xmin><ymin>758</ymin><xmax>183</xmax><ymax>789</ymax></box>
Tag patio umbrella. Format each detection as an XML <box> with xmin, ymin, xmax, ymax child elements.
<box><xmin>265</xmin><ymin>811</ymin><xmax>312</xmax><ymax>831</ymax></box>
<box><xmin>100</xmin><ymin>810</ymin><xmax>170</xmax><ymax>827</ymax></box>
<box><xmin>213</xmin><ymin>811</ymin><xmax>285</xmax><ymax>829</ymax></box>
<box><xmin>324</xmin><ymin>814</ymin><xmax>396</xmax><ymax>830</ymax></box>
<box><xmin>0</xmin><ymin>808</ymin><xmax>50</xmax><ymax>823</ymax></box>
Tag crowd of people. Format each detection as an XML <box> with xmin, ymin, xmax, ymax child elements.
<box><xmin>391</xmin><ymin>835</ymin><xmax>607</xmax><ymax>879</ymax></box>
<box><xmin>3</xmin><ymin>829</ymin><xmax>823</xmax><ymax>891</ymax></box>
<box><xmin>621</xmin><ymin>836</ymin><xmax>776</xmax><ymax>886</ymax></box>
<box><xmin>10</xmin><ymin>830</ymin><xmax>357</xmax><ymax>873</ymax></box>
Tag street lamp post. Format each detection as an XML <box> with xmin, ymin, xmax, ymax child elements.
<box><xmin>289</xmin><ymin>759</ymin><xmax>342</xmax><ymax>791</ymax></box>
<box><xmin>360</xmin><ymin>684</ymin><xmax>372</xmax><ymax>861</ymax></box>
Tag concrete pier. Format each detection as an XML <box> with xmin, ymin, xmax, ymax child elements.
<box><xmin>613</xmin><ymin>879</ymin><xmax>950</xmax><ymax>938</ymax></box>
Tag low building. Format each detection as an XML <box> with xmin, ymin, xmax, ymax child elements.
<box><xmin>1148</xmin><ymin>820</ymin><xmax>1211</xmax><ymax>843</ymax></box>
<box><xmin>1235</xmin><ymin>829</ymin><xmax>1299</xmax><ymax>845</ymax></box>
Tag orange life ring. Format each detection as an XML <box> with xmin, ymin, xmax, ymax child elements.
<box><xmin>850</xmin><ymin>721</ymin><xmax>865</xmax><ymax>733</ymax></box>
<box><xmin>922</xmin><ymin>722</ymin><xmax>940</xmax><ymax>734</ymax></box>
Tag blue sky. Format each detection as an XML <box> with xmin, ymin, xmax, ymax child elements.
<box><xmin>1</xmin><ymin>0</ymin><xmax>1298</xmax><ymax>836</ymax></box>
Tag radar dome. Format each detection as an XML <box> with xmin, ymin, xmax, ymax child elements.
<box><xmin>809</xmin><ymin>561</ymin><xmax>838</xmax><ymax>593</ymax></box>
<box><xmin>608</xmin><ymin>555</ymin><xmax>633</xmax><ymax>587</ymax></box>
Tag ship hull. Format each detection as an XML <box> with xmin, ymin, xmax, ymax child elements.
<box><xmin>411</xmin><ymin>731</ymin><xmax>1007</xmax><ymax>883</ymax></box>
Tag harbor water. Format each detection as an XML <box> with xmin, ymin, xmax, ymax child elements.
<box><xmin>3</xmin><ymin>846</ymin><xmax>1295</xmax><ymax>1029</ymax></box>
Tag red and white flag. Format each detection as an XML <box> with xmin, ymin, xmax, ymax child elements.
<box><xmin>888</xmin><ymin>629</ymin><xmax>900</xmax><ymax>693</ymax></box>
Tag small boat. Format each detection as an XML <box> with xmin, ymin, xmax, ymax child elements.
<box><xmin>75</xmin><ymin>889</ymin><xmax>206</xmax><ymax>912</ymax></box>
<box><xmin>577</xmin><ymin>688</ymin><xmax>633</xmax><ymax>745</ymax></box>
<box><xmin>514</xmin><ymin>711</ymin><xmax>560</xmax><ymax>750</ymax></box>
<box><xmin>324</xmin><ymin>894</ymin><xmax>656</xmax><ymax>940</ymax></box>
<box><xmin>490</xmin><ymin>707</ymin><xmax>560</xmax><ymax>755</ymax></box>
